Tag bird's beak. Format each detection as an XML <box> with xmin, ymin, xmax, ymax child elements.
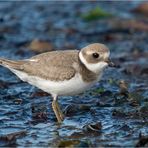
<box><xmin>105</xmin><ymin>58</ymin><xmax>115</xmax><ymax>67</ymax></box>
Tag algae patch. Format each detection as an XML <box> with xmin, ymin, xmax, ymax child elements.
<box><xmin>81</xmin><ymin>7</ymin><xmax>112</xmax><ymax>21</ymax></box>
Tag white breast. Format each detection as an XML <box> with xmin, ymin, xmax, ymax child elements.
<box><xmin>9</xmin><ymin>68</ymin><xmax>101</xmax><ymax>97</ymax></box>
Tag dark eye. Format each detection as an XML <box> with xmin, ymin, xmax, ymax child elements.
<box><xmin>92</xmin><ymin>53</ymin><xmax>99</xmax><ymax>58</ymax></box>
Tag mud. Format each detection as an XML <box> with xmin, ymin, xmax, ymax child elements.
<box><xmin>0</xmin><ymin>1</ymin><xmax>148</xmax><ymax>147</ymax></box>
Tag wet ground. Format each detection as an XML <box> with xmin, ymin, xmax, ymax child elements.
<box><xmin>0</xmin><ymin>1</ymin><xmax>148</xmax><ymax>147</ymax></box>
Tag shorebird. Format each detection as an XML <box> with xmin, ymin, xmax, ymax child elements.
<box><xmin>0</xmin><ymin>43</ymin><xmax>114</xmax><ymax>123</ymax></box>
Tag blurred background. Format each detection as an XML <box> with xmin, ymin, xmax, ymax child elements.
<box><xmin>0</xmin><ymin>1</ymin><xmax>148</xmax><ymax>147</ymax></box>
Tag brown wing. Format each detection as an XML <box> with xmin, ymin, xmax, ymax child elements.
<box><xmin>0</xmin><ymin>50</ymin><xmax>79</xmax><ymax>81</ymax></box>
<box><xmin>23</xmin><ymin>50</ymin><xmax>79</xmax><ymax>81</ymax></box>
<box><xmin>0</xmin><ymin>58</ymin><xmax>26</xmax><ymax>69</ymax></box>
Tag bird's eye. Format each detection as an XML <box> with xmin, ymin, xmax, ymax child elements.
<box><xmin>92</xmin><ymin>53</ymin><xmax>99</xmax><ymax>58</ymax></box>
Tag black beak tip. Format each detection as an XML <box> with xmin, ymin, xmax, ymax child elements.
<box><xmin>105</xmin><ymin>59</ymin><xmax>116</xmax><ymax>67</ymax></box>
<box><xmin>108</xmin><ymin>61</ymin><xmax>115</xmax><ymax>67</ymax></box>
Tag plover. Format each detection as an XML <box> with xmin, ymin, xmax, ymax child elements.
<box><xmin>0</xmin><ymin>43</ymin><xmax>114</xmax><ymax>123</ymax></box>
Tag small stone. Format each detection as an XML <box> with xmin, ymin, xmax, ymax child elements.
<box><xmin>28</xmin><ymin>39</ymin><xmax>53</xmax><ymax>53</ymax></box>
<box><xmin>132</xmin><ymin>2</ymin><xmax>148</xmax><ymax>16</ymax></box>
<box><xmin>14</xmin><ymin>98</ymin><xmax>23</xmax><ymax>104</ymax></box>
<box><xmin>136</xmin><ymin>133</ymin><xmax>148</xmax><ymax>147</ymax></box>
<box><xmin>119</xmin><ymin>80</ymin><xmax>128</xmax><ymax>95</ymax></box>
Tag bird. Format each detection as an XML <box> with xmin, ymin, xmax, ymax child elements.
<box><xmin>0</xmin><ymin>43</ymin><xmax>114</xmax><ymax>123</ymax></box>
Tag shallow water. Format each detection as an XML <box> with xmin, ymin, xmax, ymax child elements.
<box><xmin>0</xmin><ymin>1</ymin><xmax>148</xmax><ymax>147</ymax></box>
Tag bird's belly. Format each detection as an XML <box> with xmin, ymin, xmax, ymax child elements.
<box><xmin>10</xmin><ymin>69</ymin><xmax>98</xmax><ymax>96</ymax></box>
<box><xmin>27</xmin><ymin>74</ymin><xmax>96</xmax><ymax>96</ymax></box>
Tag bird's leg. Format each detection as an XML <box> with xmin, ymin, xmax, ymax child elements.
<box><xmin>52</xmin><ymin>95</ymin><xmax>64</xmax><ymax>123</ymax></box>
<box><xmin>55</xmin><ymin>101</ymin><xmax>65</xmax><ymax>121</ymax></box>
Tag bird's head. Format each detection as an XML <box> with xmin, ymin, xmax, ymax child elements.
<box><xmin>79</xmin><ymin>43</ymin><xmax>114</xmax><ymax>73</ymax></box>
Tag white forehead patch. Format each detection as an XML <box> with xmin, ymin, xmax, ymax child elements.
<box><xmin>79</xmin><ymin>52</ymin><xmax>108</xmax><ymax>74</ymax></box>
<box><xmin>85</xmin><ymin>50</ymin><xmax>94</xmax><ymax>55</ymax></box>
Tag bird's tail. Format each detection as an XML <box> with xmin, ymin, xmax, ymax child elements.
<box><xmin>0</xmin><ymin>58</ymin><xmax>24</xmax><ymax>70</ymax></box>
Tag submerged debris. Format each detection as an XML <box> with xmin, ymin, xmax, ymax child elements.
<box><xmin>132</xmin><ymin>2</ymin><xmax>148</xmax><ymax>16</ymax></box>
<box><xmin>64</xmin><ymin>104</ymin><xmax>90</xmax><ymax>116</ymax></box>
<box><xmin>28</xmin><ymin>39</ymin><xmax>54</xmax><ymax>53</ymax></box>
<box><xmin>0</xmin><ymin>131</ymin><xmax>26</xmax><ymax>147</ymax></box>
<box><xmin>136</xmin><ymin>133</ymin><xmax>148</xmax><ymax>147</ymax></box>
<box><xmin>57</xmin><ymin>139</ymin><xmax>91</xmax><ymax>148</ymax></box>
<box><xmin>119</xmin><ymin>80</ymin><xmax>128</xmax><ymax>95</ymax></box>
<box><xmin>112</xmin><ymin>19</ymin><xmax>148</xmax><ymax>32</ymax></box>
<box><xmin>83</xmin><ymin>122</ymin><xmax>102</xmax><ymax>133</ymax></box>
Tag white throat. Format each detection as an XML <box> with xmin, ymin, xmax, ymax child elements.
<box><xmin>79</xmin><ymin>51</ymin><xmax>108</xmax><ymax>74</ymax></box>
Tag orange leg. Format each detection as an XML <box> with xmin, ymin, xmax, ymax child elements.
<box><xmin>51</xmin><ymin>95</ymin><xmax>64</xmax><ymax>123</ymax></box>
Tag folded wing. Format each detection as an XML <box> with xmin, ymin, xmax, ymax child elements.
<box><xmin>0</xmin><ymin>50</ymin><xmax>79</xmax><ymax>81</ymax></box>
